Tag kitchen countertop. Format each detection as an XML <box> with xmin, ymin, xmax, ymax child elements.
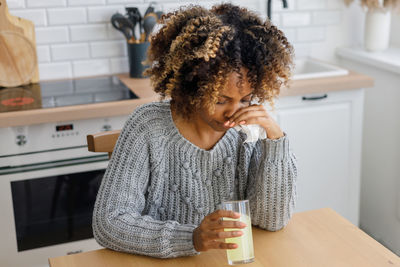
<box><xmin>337</xmin><ymin>46</ymin><xmax>400</xmax><ymax>75</ymax></box>
<box><xmin>0</xmin><ymin>71</ymin><xmax>373</xmax><ymax>128</ymax></box>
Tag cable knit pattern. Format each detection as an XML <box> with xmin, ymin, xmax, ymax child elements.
<box><xmin>92</xmin><ymin>101</ymin><xmax>297</xmax><ymax>258</ymax></box>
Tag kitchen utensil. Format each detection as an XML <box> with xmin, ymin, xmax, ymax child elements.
<box><xmin>137</xmin><ymin>11</ymin><xmax>142</xmax><ymax>37</ymax></box>
<box><xmin>111</xmin><ymin>13</ymin><xmax>135</xmax><ymax>42</ymax></box>
<box><xmin>0</xmin><ymin>0</ymin><xmax>39</xmax><ymax>87</ymax></box>
<box><xmin>125</xmin><ymin>7</ymin><xmax>142</xmax><ymax>41</ymax></box>
<box><xmin>144</xmin><ymin>2</ymin><xmax>156</xmax><ymax>16</ymax></box>
<box><xmin>155</xmin><ymin>11</ymin><xmax>164</xmax><ymax>20</ymax></box>
<box><xmin>142</xmin><ymin>13</ymin><xmax>157</xmax><ymax>42</ymax></box>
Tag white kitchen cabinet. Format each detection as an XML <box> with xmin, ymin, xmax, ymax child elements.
<box><xmin>272</xmin><ymin>89</ymin><xmax>364</xmax><ymax>226</ymax></box>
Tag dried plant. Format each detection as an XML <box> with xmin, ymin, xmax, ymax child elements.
<box><xmin>345</xmin><ymin>0</ymin><xmax>400</xmax><ymax>10</ymax></box>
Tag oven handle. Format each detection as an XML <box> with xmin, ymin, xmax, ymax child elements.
<box><xmin>0</xmin><ymin>155</ymin><xmax>108</xmax><ymax>175</ymax></box>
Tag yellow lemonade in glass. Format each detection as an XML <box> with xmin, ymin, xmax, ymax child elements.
<box><xmin>224</xmin><ymin>214</ymin><xmax>254</xmax><ymax>264</ymax></box>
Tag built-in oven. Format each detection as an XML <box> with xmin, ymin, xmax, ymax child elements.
<box><xmin>0</xmin><ymin>116</ymin><xmax>129</xmax><ymax>267</ymax></box>
<box><xmin>0</xmin><ymin>76</ymin><xmax>137</xmax><ymax>267</ymax></box>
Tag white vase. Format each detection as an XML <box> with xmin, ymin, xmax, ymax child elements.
<box><xmin>364</xmin><ymin>10</ymin><xmax>391</xmax><ymax>52</ymax></box>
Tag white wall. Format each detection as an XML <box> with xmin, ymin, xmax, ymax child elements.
<box><xmin>391</xmin><ymin>13</ymin><xmax>400</xmax><ymax>45</ymax></box>
<box><xmin>7</xmin><ymin>0</ymin><xmax>350</xmax><ymax>81</ymax></box>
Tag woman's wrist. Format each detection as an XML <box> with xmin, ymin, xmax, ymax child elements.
<box><xmin>266</xmin><ymin>131</ymin><xmax>284</xmax><ymax>140</ymax></box>
<box><xmin>262</xmin><ymin>124</ymin><xmax>284</xmax><ymax>140</ymax></box>
<box><xmin>193</xmin><ymin>227</ymin><xmax>201</xmax><ymax>252</ymax></box>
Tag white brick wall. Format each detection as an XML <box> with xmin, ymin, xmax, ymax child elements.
<box><xmin>7</xmin><ymin>0</ymin><xmax>25</xmax><ymax>8</ymax></box>
<box><xmin>36</xmin><ymin>46</ymin><xmax>51</xmax><ymax>62</ymax></box>
<box><xmin>72</xmin><ymin>59</ymin><xmax>110</xmax><ymax>77</ymax></box>
<box><xmin>48</xmin><ymin>7</ymin><xmax>87</xmax><ymax>25</ymax></box>
<box><xmin>68</xmin><ymin>0</ymin><xmax>105</xmax><ymax>6</ymax></box>
<box><xmin>297</xmin><ymin>0</ymin><xmax>326</xmax><ymax>10</ymax></box>
<box><xmin>7</xmin><ymin>0</ymin><xmax>345</xmax><ymax>80</ymax></box>
<box><xmin>70</xmin><ymin>24</ymin><xmax>108</xmax><ymax>41</ymax></box>
<box><xmin>282</xmin><ymin>12</ymin><xmax>311</xmax><ymax>27</ymax></box>
<box><xmin>36</xmin><ymin>27</ymin><xmax>69</xmax><ymax>44</ymax></box>
<box><xmin>87</xmin><ymin>6</ymin><xmax>125</xmax><ymax>23</ymax></box>
<box><xmin>297</xmin><ymin>26</ymin><xmax>325</xmax><ymax>42</ymax></box>
<box><xmin>39</xmin><ymin>62</ymin><xmax>72</xmax><ymax>80</ymax></box>
<box><xmin>11</xmin><ymin>9</ymin><xmax>47</xmax><ymax>26</ymax></box>
<box><xmin>27</xmin><ymin>0</ymin><xmax>66</xmax><ymax>8</ymax></box>
<box><xmin>51</xmin><ymin>43</ymin><xmax>90</xmax><ymax>61</ymax></box>
<box><xmin>90</xmin><ymin>41</ymin><xmax>126</xmax><ymax>57</ymax></box>
<box><xmin>110</xmin><ymin>57</ymin><xmax>129</xmax><ymax>73</ymax></box>
<box><xmin>313</xmin><ymin>10</ymin><xmax>342</xmax><ymax>25</ymax></box>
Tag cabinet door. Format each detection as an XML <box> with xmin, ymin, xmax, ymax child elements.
<box><xmin>275</xmin><ymin>90</ymin><xmax>363</xmax><ymax>225</ymax></box>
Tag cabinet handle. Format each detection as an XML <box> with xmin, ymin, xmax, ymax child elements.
<box><xmin>302</xmin><ymin>94</ymin><xmax>328</xmax><ymax>101</ymax></box>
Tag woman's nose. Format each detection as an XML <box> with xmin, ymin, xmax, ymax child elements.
<box><xmin>224</xmin><ymin>103</ymin><xmax>241</xmax><ymax>119</ymax></box>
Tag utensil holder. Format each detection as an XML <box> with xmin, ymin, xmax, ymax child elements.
<box><xmin>127</xmin><ymin>42</ymin><xmax>150</xmax><ymax>78</ymax></box>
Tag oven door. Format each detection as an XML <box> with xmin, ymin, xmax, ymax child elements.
<box><xmin>0</xmin><ymin>149</ymin><xmax>108</xmax><ymax>267</ymax></box>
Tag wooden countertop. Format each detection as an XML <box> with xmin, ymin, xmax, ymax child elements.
<box><xmin>48</xmin><ymin>208</ymin><xmax>399</xmax><ymax>267</ymax></box>
<box><xmin>0</xmin><ymin>71</ymin><xmax>373</xmax><ymax>128</ymax></box>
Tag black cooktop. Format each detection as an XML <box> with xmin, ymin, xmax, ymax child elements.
<box><xmin>0</xmin><ymin>76</ymin><xmax>138</xmax><ymax>113</ymax></box>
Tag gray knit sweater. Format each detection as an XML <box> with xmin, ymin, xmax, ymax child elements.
<box><xmin>92</xmin><ymin>101</ymin><xmax>297</xmax><ymax>258</ymax></box>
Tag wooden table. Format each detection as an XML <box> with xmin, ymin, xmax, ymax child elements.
<box><xmin>49</xmin><ymin>208</ymin><xmax>400</xmax><ymax>267</ymax></box>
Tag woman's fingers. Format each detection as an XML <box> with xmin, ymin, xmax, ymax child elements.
<box><xmin>229</xmin><ymin>111</ymin><xmax>267</xmax><ymax>126</ymax></box>
<box><xmin>227</xmin><ymin>105</ymin><xmax>263</xmax><ymax>122</ymax></box>
<box><xmin>194</xmin><ymin>210</ymin><xmax>248</xmax><ymax>251</ymax></box>
<box><xmin>224</xmin><ymin>104</ymin><xmax>284</xmax><ymax>139</ymax></box>
<box><xmin>208</xmin><ymin>219</ymin><xmax>247</xmax><ymax>230</ymax></box>
<box><xmin>235</xmin><ymin>115</ymin><xmax>268</xmax><ymax>126</ymax></box>
<box><xmin>206</xmin><ymin>229</ymin><xmax>244</xmax><ymax>240</ymax></box>
<box><xmin>207</xmin><ymin>240</ymin><xmax>239</xmax><ymax>250</ymax></box>
<box><xmin>226</xmin><ymin>105</ymin><xmax>268</xmax><ymax>126</ymax></box>
<box><xmin>207</xmin><ymin>209</ymin><xmax>240</xmax><ymax>221</ymax></box>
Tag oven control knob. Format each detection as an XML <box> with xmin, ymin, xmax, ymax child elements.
<box><xmin>102</xmin><ymin>124</ymin><xmax>112</xmax><ymax>131</ymax></box>
<box><xmin>16</xmin><ymin>135</ymin><xmax>27</xmax><ymax>146</ymax></box>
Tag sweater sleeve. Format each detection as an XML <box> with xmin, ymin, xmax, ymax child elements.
<box><xmin>242</xmin><ymin>133</ymin><xmax>297</xmax><ymax>231</ymax></box>
<box><xmin>92</xmin><ymin>107</ymin><xmax>199</xmax><ymax>258</ymax></box>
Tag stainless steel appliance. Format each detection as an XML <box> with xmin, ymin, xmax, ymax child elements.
<box><xmin>0</xmin><ymin>76</ymin><xmax>137</xmax><ymax>267</ymax></box>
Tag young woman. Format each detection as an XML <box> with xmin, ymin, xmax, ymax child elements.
<box><xmin>93</xmin><ymin>3</ymin><xmax>296</xmax><ymax>258</ymax></box>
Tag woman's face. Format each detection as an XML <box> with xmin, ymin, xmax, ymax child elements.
<box><xmin>198</xmin><ymin>70</ymin><xmax>253</xmax><ymax>132</ymax></box>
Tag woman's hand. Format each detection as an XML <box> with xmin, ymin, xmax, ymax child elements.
<box><xmin>224</xmin><ymin>104</ymin><xmax>284</xmax><ymax>140</ymax></box>
<box><xmin>193</xmin><ymin>210</ymin><xmax>247</xmax><ymax>252</ymax></box>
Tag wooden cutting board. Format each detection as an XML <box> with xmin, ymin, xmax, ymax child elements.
<box><xmin>0</xmin><ymin>0</ymin><xmax>39</xmax><ymax>87</ymax></box>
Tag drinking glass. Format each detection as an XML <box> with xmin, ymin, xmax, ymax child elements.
<box><xmin>221</xmin><ymin>199</ymin><xmax>255</xmax><ymax>265</ymax></box>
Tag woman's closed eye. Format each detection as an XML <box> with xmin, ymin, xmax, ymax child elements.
<box><xmin>216</xmin><ymin>98</ymin><xmax>251</xmax><ymax>105</ymax></box>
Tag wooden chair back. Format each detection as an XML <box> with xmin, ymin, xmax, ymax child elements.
<box><xmin>86</xmin><ymin>130</ymin><xmax>121</xmax><ymax>158</ymax></box>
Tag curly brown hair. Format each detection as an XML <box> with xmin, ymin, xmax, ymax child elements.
<box><xmin>143</xmin><ymin>3</ymin><xmax>293</xmax><ymax>119</ymax></box>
